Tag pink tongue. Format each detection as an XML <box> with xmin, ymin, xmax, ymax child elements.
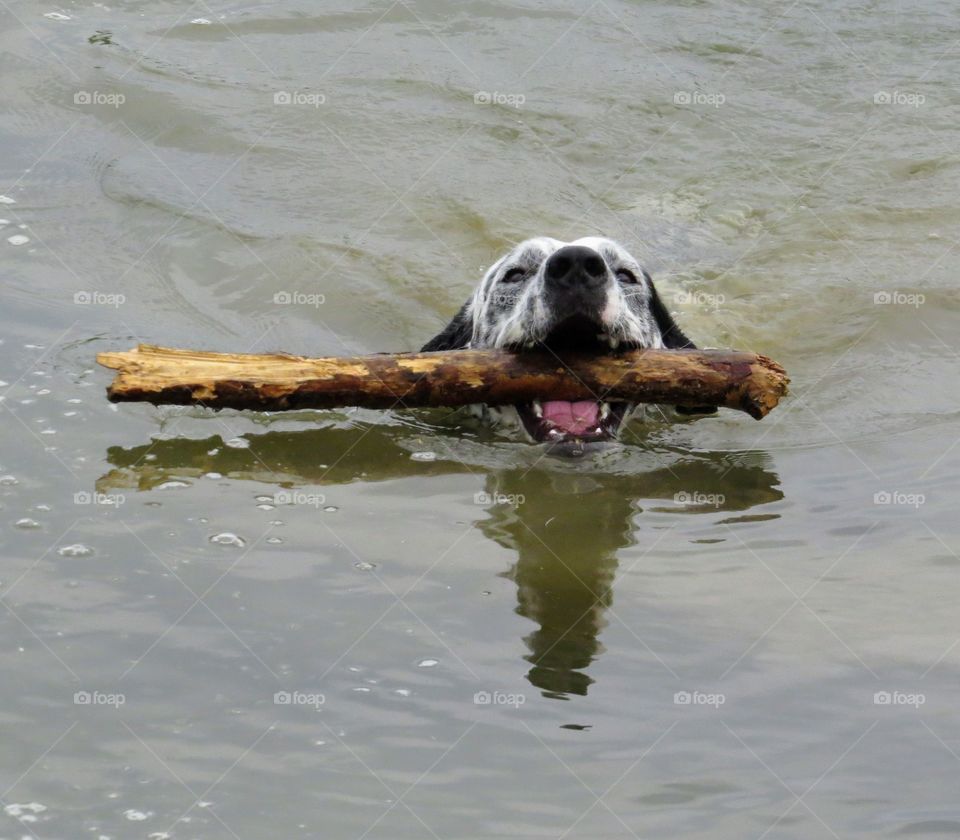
<box><xmin>541</xmin><ymin>400</ymin><xmax>600</xmax><ymax>435</ymax></box>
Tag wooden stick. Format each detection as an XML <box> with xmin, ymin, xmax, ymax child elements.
<box><xmin>96</xmin><ymin>344</ymin><xmax>788</xmax><ymax>419</ymax></box>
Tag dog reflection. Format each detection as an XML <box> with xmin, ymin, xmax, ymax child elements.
<box><xmin>475</xmin><ymin>460</ymin><xmax>782</xmax><ymax>698</ymax></box>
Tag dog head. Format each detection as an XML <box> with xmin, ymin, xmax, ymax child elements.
<box><xmin>423</xmin><ymin>236</ymin><xmax>710</xmax><ymax>443</ymax></box>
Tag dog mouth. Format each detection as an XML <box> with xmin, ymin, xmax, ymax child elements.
<box><xmin>507</xmin><ymin>314</ymin><xmax>637</xmax><ymax>444</ymax></box>
<box><xmin>516</xmin><ymin>399</ymin><xmax>629</xmax><ymax>443</ymax></box>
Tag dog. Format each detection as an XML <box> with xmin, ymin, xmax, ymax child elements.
<box><xmin>422</xmin><ymin>236</ymin><xmax>714</xmax><ymax>443</ymax></box>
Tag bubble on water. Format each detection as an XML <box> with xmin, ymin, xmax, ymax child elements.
<box><xmin>352</xmin><ymin>686</ymin><xmax>371</xmax><ymax>693</ymax></box>
<box><xmin>44</xmin><ymin>11</ymin><xmax>71</xmax><ymax>20</ymax></box>
<box><xmin>255</xmin><ymin>495</ymin><xmax>273</xmax><ymax>502</ymax></box>
<box><xmin>0</xmin><ymin>220</ymin><xmax>8</xmax><ymax>228</ymax></box>
<box><xmin>191</xmin><ymin>17</ymin><xmax>212</xmax><ymax>24</ymax></box>
<box><xmin>4</xmin><ymin>803</ymin><xmax>46</xmax><ymax>817</ymax></box>
<box><xmin>354</xmin><ymin>561</ymin><xmax>375</xmax><ymax>570</ymax></box>
<box><xmin>395</xmin><ymin>688</ymin><xmax>411</xmax><ymax>697</ymax></box>
<box><xmin>36</xmin><ymin>388</ymin><xmax>50</xmax><ymax>395</ymax></box>
<box><xmin>266</xmin><ymin>536</ymin><xmax>283</xmax><ymax>544</ymax></box>
<box><xmin>7</xmin><ymin>235</ymin><xmax>30</xmax><ymax>246</ymax></box>
<box><xmin>124</xmin><ymin>809</ymin><xmax>150</xmax><ymax>821</ymax></box>
<box><xmin>63</xmin><ymin>411</ymin><xmax>77</xmax><ymax>417</ymax></box>
<box><xmin>0</xmin><ymin>195</ymin><xmax>15</xmax><ymax>204</ymax></box>
<box><xmin>148</xmin><ymin>833</ymin><xmax>172</xmax><ymax>839</ymax></box>
<box><xmin>203</xmin><ymin>472</ymin><xmax>223</xmax><ymax>480</ymax></box>
<box><xmin>35</xmin><ymin>504</ymin><xmax>51</xmax><ymax>511</ymax></box>
<box><xmin>224</xmin><ymin>437</ymin><xmax>249</xmax><ymax>449</ymax></box>
<box><xmin>417</xmin><ymin>658</ymin><xmax>439</xmax><ymax>668</ymax></box>
<box><xmin>156</xmin><ymin>480</ymin><xmax>190</xmax><ymax>490</ymax></box>
<box><xmin>207</xmin><ymin>448</ymin><xmax>220</xmax><ymax>455</ymax></box>
<box><xmin>269</xmin><ymin>519</ymin><xmax>284</xmax><ymax>526</ymax></box>
<box><xmin>67</xmin><ymin>398</ymin><xmax>81</xmax><ymax>404</ymax></box>
<box><xmin>15</xmin><ymin>518</ymin><xmax>40</xmax><ymax>529</ymax></box>
<box><xmin>256</xmin><ymin>504</ymin><xmax>275</xmax><ymax>510</ymax></box>
<box><xmin>410</xmin><ymin>451</ymin><xmax>437</xmax><ymax>461</ymax></box>
<box><xmin>40</xmin><ymin>429</ymin><xmax>56</xmax><ymax>435</ymax></box>
<box><xmin>323</xmin><ymin>505</ymin><xmax>338</xmax><ymax>512</ymax></box>
<box><xmin>209</xmin><ymin>532</ymin><xmax>245</xmax><ymax>547</ymax></box>
<box><xmin>313</xmin><ymin>739</ymin><xmax>326</xmax><ymax>746</ymax></box>
<box><xmin>0</xmin><ymin>475</ymin><xmax>18</xmax><ymax>485</ymax></box>
<box><xmin>58</xmin><ymin>543</ymin><xmax>93</xmax><ymax>557</ymax></box>
<box><xmin>144</xmin><ymin>454</ymin><xmax>157</xmax><ymax>461</ymax></box>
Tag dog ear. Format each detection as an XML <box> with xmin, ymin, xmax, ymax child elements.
<box><xmin>421</xmin><ymin>301</ymin><xmax>473</xmax><ymax>351</ymax></box>
<box><xmin>644</xmin><ymin>270</ymin><xmax>695</xmax><ymax>350</ymax></box>
<box><xmin>644</xmin><ymin>271</ymin><xmax>717</xmax><ymax>416</ymax></box>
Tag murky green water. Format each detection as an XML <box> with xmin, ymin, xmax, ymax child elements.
<box><xmin>2</xmin><ymin>1</ymin><xmax>959</xmax><ymax>837</ymax></box>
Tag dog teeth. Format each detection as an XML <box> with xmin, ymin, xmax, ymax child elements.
<box><xmin>531</xmin><ymin>400</ymin><xmax>543</xmax><ymax>418</ymax></box>
<box><xmin>599</xmin><ymin>402</ymin><xmax>610</xmax><ymax>420</ymax></box>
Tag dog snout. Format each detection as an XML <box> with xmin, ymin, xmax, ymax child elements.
<box><xmin>543</xmin><ymin>245</ymin><xmax>606</xmax><ymax>291</ymax></box>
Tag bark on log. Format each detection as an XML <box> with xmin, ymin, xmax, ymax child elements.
<box><xmin>96</xmin><ymin>344</ymin><xmax>789</xmax><ymax>419</ymax></box>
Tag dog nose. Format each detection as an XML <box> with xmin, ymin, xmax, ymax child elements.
<box><xmin>543</xmin><ymin>246</ymin><xmax>607</xmax><ymax>290</ymax></box>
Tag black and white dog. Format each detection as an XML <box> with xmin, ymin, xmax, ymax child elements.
<box><xmin>422</xmin><ymin>236</ymin><xmax>712</xmax><ymax>443</ymax></box>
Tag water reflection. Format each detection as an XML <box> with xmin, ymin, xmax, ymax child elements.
<box><xmin>100</xmin><ymin>425</ymin><xmax>782</xmax><ymax>699</ymax></box>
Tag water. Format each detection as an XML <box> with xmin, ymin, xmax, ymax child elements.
<box><xmin>2</xmin><ymin>1</ymin><xmax>959</xmax><ymax>837</ymax></box>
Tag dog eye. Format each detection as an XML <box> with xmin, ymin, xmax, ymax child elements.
<box><xmin>502</xmin><ymin>267</ymin><xmax>527</xmax><ymax>283</ymax></box>
<box><xmin>616</xmin><ymin>268</ymin><xmax>638</xmax><ymax>284</ymax></box>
